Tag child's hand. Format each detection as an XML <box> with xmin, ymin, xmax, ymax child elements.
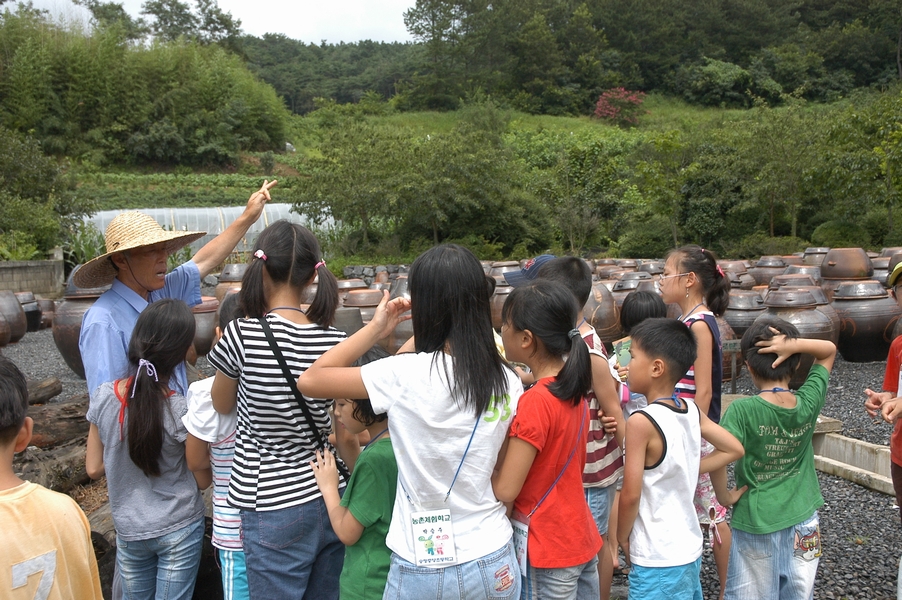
<box><xmin>881</xmin><ymin>398</ymin><xmax>902</xmax><ymax>423</ymax></box>
<box><xmin>755</xmin><ymin>329</ymin><xmax>793</xmax><ymax>367</ymax></box>
<box><xmin>717</xmin><ymin>485</ymin><xmax>748</xmax><ymax>507</ymax></box>
<box><xmin>617</xmin><ymin>364</ymin><xmax>629</xmax><ymax>383</ymax></box>
<box><xmin>601</xmin><ymin>415</ymin><xmax>618</xmax><ymax>435</ymax></box>
<box><xmin>310</xmin><ymin>449</ymin><xmax>340</xmax><ymax>491</ymax></box>
<box><xmin>865</xmin><ymin>388</ymin><xmax>893</xmax><ymax>418</ymax></box>
<box><xmin>368</xmin><ymin>291</ymin><xmax>411</xmax><ymax>340</ymax></box>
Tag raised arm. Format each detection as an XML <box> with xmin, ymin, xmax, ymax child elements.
<box><xmin>191</xmin><ymin>180</ymin><xmax>277</xmax><ymax>277</ymax></box>
<box><xmin>298</xmin><ymin>292</ymin><xmax>410</xmax><ymax>400</ymax></box>
<box><xmin>756</xmin><ymin>332</ymin><xmax>836</xmax><ymax>373</ymax></box>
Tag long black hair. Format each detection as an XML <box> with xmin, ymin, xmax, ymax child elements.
<box><xmin>668</xmin><ymin>244</ymin><xmax>731</xmax><ymax>316</ymax></box>
<box><xmin>241</xmin><ymin>220</ymin><xmax>339</xmax><ymax>327</ymax></box>
<box><xmin>409</xmin><ymin>244</ymin><xmax>510</xmax><ymax>416</ymax></box>
<box><xmin>501</xmin><ymin>281</ymin><xmax>591</xmax><ymax>405</ymax></box>
<box><xmin>126</xmin><ymin>299</ymin><xmax>196</xmax><ymax>477</ymax></box>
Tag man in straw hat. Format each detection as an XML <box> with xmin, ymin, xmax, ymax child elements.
<box><xmin>76</xmin><ymin>180</ymin><xmax>277</xmax><ymax>400</ymax></box>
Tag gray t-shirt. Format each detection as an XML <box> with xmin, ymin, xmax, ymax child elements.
<box><xmin>86</xmin><ymin>381</ymin><xmax>204</xmax><ymax>541</ymax></box>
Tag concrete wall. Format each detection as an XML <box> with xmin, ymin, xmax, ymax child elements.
<box><xmin>0</xmin><ymin>260</ymin><xmax>64</xmax><ymax>297</ymax></box>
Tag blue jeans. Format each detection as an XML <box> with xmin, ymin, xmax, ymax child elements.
<box><xmin>521</xmin><ymin>555</ymin><xmax>598</xmax><ymax>600</ymax></box>
<box><xmin>629</xmin><ymin>557</ymin><xmax>702</xmax><ymax>600</ymax></box>
<box><xmin>240</xmin><ymin>498</ymin><xmax>343</xmax><ymax>600</ymax></box>
<box><xmin>383</xmin><ymin>540</ymin><xmax>519</xmax><ymax>599</ymax></box>
<box><xmin>116</xmin><ymin>516</ymin><xmax>205</xmax><ymax>600</ymax></box>
<box><xmin>584</xmin><ymin>485</ymin><xmax>616</xmax><ymax>536</ymax></box>
<box><xmin>725</xmin><ymin>512</ymin><xmax>820</xmax><ymax>600</ymax></box>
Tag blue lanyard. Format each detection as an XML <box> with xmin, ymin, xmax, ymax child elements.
<box><xmin>758</xmin><ymin>387</ymin><xmax>791</xmax><ymax>394</ymax></box>
<box><xmin>363</xmin><ymin>427</ymin><xmax>389</xmax><ymax>450</ymax></box>
<box><xmin>652</xmin><ymin>393</ymin><xmax>683</xmax><ymax>409</ymax></box>
<box><xmin>527</xmin><ymin>400</ymin><xmax>587</xmax><ymax>518</ymax></box>
<box><xmin>400</xmin><ymin>418</ymin><xmax>480</xmax><ymax>505</ymax></box>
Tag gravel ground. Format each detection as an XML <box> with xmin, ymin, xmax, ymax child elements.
<box><xmin>4</xmin><ymin>328</ymin><xmax>901</xmax><ymax>599</ymax></box>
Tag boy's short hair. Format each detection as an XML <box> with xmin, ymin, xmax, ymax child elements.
<box><xmin>0</xmin><ymin>355</ymin><xmax>29</xmax><ymax>445</ymax></box>
<box><xmin>620</xmin><ymin>291</ymin><xmax>668</xmax><ymax>334</ymax></box>
<box><xmin>630</xmin><ymin>318</ymin><xmax>697</xmax><ymax>387</ymax></box>
<box><xmin>349</xmin><ymin>345</ymin><xmax>391</xmax><ymax>426</ymax></box>
<box><xmin>218</xmin><ymin>292</ymin><xmax>244</xmax><ymax>331</ymax></box>
<box><xmin>741</xmin><ymin>317</ymin><xmax>801</xmax><ymax>381</ymax></box>
<box><xmin>535</xmin><ymin>257</ymin><xmax>593</xmax><ymax>307</ymax></box>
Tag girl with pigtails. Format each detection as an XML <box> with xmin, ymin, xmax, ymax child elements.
<box><xmin>86</xmin><ymin>299</ymin><xmax>206</xmax><ymax>600</ymax></box>
<box><xmin>207</xmin><ymin>220</ymin><xmax>347</xmax><ymax>599</ymax></box>
<box><xmin>657</xmin><ymin>244</ymin><xmax>732</xmax><ymax>600</ymax></box>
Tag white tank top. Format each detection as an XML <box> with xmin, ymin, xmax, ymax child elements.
<box><xmin>629</xmin><ymin>400</ymin><xmax>704</xmax><ymax>567</ymax></box>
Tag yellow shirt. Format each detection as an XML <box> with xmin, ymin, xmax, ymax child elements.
<box><xmin>1</xmin><ymin>481</ymin><xmax>102</xmax><ymax>599</ymax></box>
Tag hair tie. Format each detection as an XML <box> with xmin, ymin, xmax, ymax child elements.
<box><xmin>254</xmin><ymin>249</ymin><xmax>267</xmax><ymax>261</ymax></box>
<box><xmin>314</xmin><ymin>260</ymin><xmax>326</xmax><ymax>270</ymax></box>
<box><xmin>131</xmin><ymin>358</ymin><xmax>159</xmax><ymax>398</ymax></box>
<box><xmin>716</xmin><ymin>265</ymin><xmax>725</xmax><ymax>278</ymax></box>
<box><xmin>568</xmin><ymin>328</ymin><xmax>581</xmax><ymax>340</ymax></box>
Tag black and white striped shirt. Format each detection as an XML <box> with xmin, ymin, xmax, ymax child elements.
<box><xmin>207</xmin><ymin>314</ymin><xmax>346</xmax><ymax>511</ymax></box>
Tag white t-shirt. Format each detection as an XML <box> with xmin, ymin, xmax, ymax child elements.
<box><xmin>361</xmin><ymin>351</ymin><xmax>523</xmax><ymax>566</ymax></box>
<box><xmin>182</xmin><ymin>377</ymin><xmax>241</xmax><ymax>551</ymax></box>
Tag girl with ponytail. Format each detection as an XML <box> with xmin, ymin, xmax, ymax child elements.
<box><xmin>492</xmin><ymin>280</ymin><xmax>603</xmax><ymax>598</ymax></box>
<box><xmin>207</xmin><ymin>220</ymin><xmax>347</xmax><ymax>599</ymax></box>
<box><xmin>86</xmin><ymin>299</ymin><xmax>205</xmax><ymax>599</ymax></box>
<box><xmin>658</xmin><ymin>244</ymin><xmax>731</xmax><ymax>600</ymax></box>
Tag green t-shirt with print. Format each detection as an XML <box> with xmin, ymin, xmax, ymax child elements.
<box><xmin>720</xmin><ymin>364</ymin><xmax>829</xmax><ymax>534</ymax></box>
<box><xmin>339</xmin><ymin>435</ymin><xmax>398</xmax><ymax>600</ymax></box>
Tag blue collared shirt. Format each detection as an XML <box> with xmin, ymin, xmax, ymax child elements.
<box><xmin>79</xmin><ymin>261</ymin><xmax>202</xmax><ymax>400</ymax></box>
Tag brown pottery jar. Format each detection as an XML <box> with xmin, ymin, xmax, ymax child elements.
<box><xmin>344</xmin><ymin>289</ymin><xmax>385</xmax><ymax>324</ymax></box>
<box><xmin>871</xmin><ymin>257</ymin><xmax>890</xmax><ymax>287</ymax></box>
<box><xmin>760</xmin><ymin>290</ymin><xmax>834</xmax><ymax>389</ymax></box>
<box><xmin>192</xmin><ymin>296</ymin><xmax>219</xmax><ymax>356</ymax></box>
<box><xmin>38</xmin><ymin>299</ymin><xmax>54</xmax><ymax>329</ymax></box>
<box><xmin>53</xmin><ymin>267</ymin><xmax>111</xmax><ymax>379</ymax></box>
<box><xmin>748</xmin><ymin>256</ymin><xmax>787</xmax><ymax>286</ymax></box>
<box><xmin>782</xmin><ymin>286</ymin><xmax>840</xmax><ymax>344</ymax></box>
<box><xmin>832</xmin><ymin>280</ymin><xmax>902</xmax><ymax>362</ymax></box>
<box><xmin>803</xmin><ymin>247</ymin><xmax>830</xmax><ymax>266</ymax></box>
<box><xmin>584</xmin><ymin>282</ymin><xmax>621</xmax><ymax>344</ymax></box>
<box><xmin>783</xmin><ymin>265</ymin><xmax>823</xmax><ymax>286</ymax></box>
<box><xmin>491</xmin><ymin>284</ymin><xmax>513</xmax><ymax>331</ymax></box>
<box><xmin>723</xmin><ymin>290</ymin><xmax>766</xmax><ymax>338</ymax></box>
<box><xmin>15</xmin><ymin>292</ymin><xmax>42</xmax><ymax>333</ymax></box>
<box><xmin>0</xmin><ymin>291</ymin><xmax>26</xmax><ymax>344</ymax></box>
<box><xmin>215</xmin><ymin>263</ymin><xmax>247</xmax><ymax>302</ymax></box>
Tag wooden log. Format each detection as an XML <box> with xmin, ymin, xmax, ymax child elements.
<box><xmin>13</xmin><ymin>438</ymin><xmax>88</xmax><ymax>494</ymax></box>
<box><xmin>28</xmin><ymin>393</ymin><xmax>89</xmax><ymax>448</ymax></box>
<box><xmin>27</xmin><ymin>377</ymin><xmax>62</xmax><ymax>405</ymax></box>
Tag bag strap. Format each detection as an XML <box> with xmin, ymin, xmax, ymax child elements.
<box><xmin>257</xmin><ymin>316</ymin><xmax>349</xmax><ymax>481</ymax></box>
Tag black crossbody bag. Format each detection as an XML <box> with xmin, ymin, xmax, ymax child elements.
<box><xmin>257</xmin><ymin>316</ymin><xmax>350</xmax><ymax>482</ymax></box>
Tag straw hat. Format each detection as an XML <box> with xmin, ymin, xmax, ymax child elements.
<box><xmin>73</xmin><ymin>212</ymin><xmax>206</xmax><ymax>289</ymax></box>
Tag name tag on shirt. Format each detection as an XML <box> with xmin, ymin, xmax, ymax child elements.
<box><xmin>410</xmin><ymin>508</ymin><xmax>457</xmax><ymax>566</ymax></box>
<box><xmin>510</xmin><ymin>509</ymin><xmax>529</xmax><ymax>573</ymax></box>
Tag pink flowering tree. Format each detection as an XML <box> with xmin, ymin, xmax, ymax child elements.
<box><xmin>594</xmin><ymin>88</ymin><xmax>647</xmax><ymax>127</ymax></box>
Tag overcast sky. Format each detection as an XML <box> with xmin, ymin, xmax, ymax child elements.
<box><xmin>26</xmin><ymin>0</ymin><xmax>415</xmax><ymax>44</ymax></box>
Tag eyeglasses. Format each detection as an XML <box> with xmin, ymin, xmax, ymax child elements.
<box><xmin>654</xmin><ymin>272</ymin><xmax>689</xmax><ymax>295</ymax></box>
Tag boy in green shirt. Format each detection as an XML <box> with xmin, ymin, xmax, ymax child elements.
<box><xmin>310</xmin><ymin>347</ymin><xmax>397</xmax><ymax>600</ymax></box>
<box><xmin>717</xmin><ymin>317</ymin><xmax>836</xmax><ymax>600</ymax></box>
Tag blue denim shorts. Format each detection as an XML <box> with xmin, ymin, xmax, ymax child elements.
<box><xmin>629</xmin><ymin>556</ymin><xmax>703</xmax><ymax>600</ymax></box>
<box><xmin>725</xmin><ymin>512</ymin><xmax>821</xmax><ymax>600</ymax></box>
<box><xmin>382</xmin><ymin>539</ymin><xmax>519</xmax><ymax>599</ymax></box>
<box><xmin>585</xmin><ymin>484</ymin><xmax>617</xmax><ymax>536</ymax></box>
<box><xmin>116</xmin><ymin>516</ymin><xmax>205</xmax><ymax>600</ymax></box>
<box><xmin>522</xmin><ymin>555</ymin><xmax>599</xmax><ymax>600</ymax></box>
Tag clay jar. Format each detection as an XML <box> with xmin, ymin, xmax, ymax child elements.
<box><xmin>820</xmin><ymin>248</ymin><xmax>874</xmax><ymax>300</ymax></box>
<box><xmin>336</xmin><ymin>279</ymin><xmax>368</xmax><ymax>306</ymax></box>
<box><xmin>723</xmin><ymin>290</ymin><xmax>766</xmax><ymax>338</ymax></box>
<box><xmin>490</xmin><ymin>284</ymin><xmax>512</xmax><ymax>331</ymax></box>
<box><xmin>595</xmin><ymin>265</ymin><xmax>622</xmax><ymax>280</ymax></box>
<box><xmin>748</xmin><ymin>256</ymin><xmax>787</xmax><ymax>286</ymax></box>
<box><xmin>15</xmin><ymin>292</ymin><xmax>42</xmax><ymax>333</ymax></box>
<box><xmin>0</xmin><ymin>291</ymin><xmax>27</xmax><ymax>344</ymax></box>
<box><xmin>334</xmin><ymin>307</ymin><xmax>365</xmax><ymax>337</ymax></box>
<box><xmin>803</xmin><ymin>247</ymin><xmax>830</xmax><ymax>266</ymax></box>
<box><xmin>759</xmin><ymin>289</ymin><xmax>834</xmax><ymax>389</ymax></box>
<box><xmin>871</xmin><ymin>257</ymin><xmax>890</xmax><ymax>287</ymax></box>
<box><xmin>38</xmin><ymin>299</ymin><xmax>54</xmax><ymax>329</ymax></box>
<box><xmin>832</xmin><ymin>280</ymin><xmax>902</xmax><ymax>362</ymax></box>
<box><xmin>53</xmin><ymin>267</ymin><xmax>112</xmax><ymax>379</ymax></box>
<box><xmin>782</xmin><ymin>265</ymin><xmax>823</xmax><ymax>286</ymax></box>
<box><xmin>638</xmin><ymin>261</ymin><xmax>664</xmax><ymax>276</ymax></box>
<box><xmin>0</xmin><ymin>312</ymin><xmax>10</xmax><ymax>347</ymax></box>
<box><xmin>881</xmin><ymin>247</ymin><xmax>902</xmax><ymax>258</ymax></box>
<box><xmin>192</xmin><ymin>296</ymin><xmax>220</xmax><ymax>356</ymax></box>
<box><xmin>215</xmin><ymin>263</ymin><xmax>247</xmax><ymax>302</ymax></box>
<box><xmin>719</xmin><ymin>260</ymin><xmax>756</xmax><ymax>290</ymax></box>
<box><xmin>490</xmin><ymin>261</ymin><xmax>521</xmax><ymax>279</ymax></box>
<box><xmin>769</xmin><ymin>274</ymin><xmax>818</xmax><ymax>291</ymax></box>
<box><xmin>583</xmin><ymin>282</ymin><xmax>621</xmax><ymax>344</ymax></box>
<box><xmin>783</xmin><ymin>286</ymin><xmax>840</xmax><ymax>344</ymax></box>
<box><xmin>382</xmin><ymin>276</ymin><xmax>413</xmax><ymax>353</ymax></box>
<box><xmin>344</xmin><ymin>289</ymin><xmax>385</xmax><ymax>324</ymax></box>
<box><xmin>611</xmin><ymin>274</ymin><xmax>653</xmax><ymax>309</ymax></box>
<box><xmin>717</xmin><ymin>317</ymin><xmax>739</xmax><ymax>381</ymax></box>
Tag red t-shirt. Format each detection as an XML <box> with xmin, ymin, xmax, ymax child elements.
<box><xmin>509</xmin><ymin>378</ymin><xmax>602</xmax><ymax>568</ymax></box>
<box><xmin>882</xmin><ymin>335</ymin><xmax>902</xmax><ymax>467</ymax></box>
